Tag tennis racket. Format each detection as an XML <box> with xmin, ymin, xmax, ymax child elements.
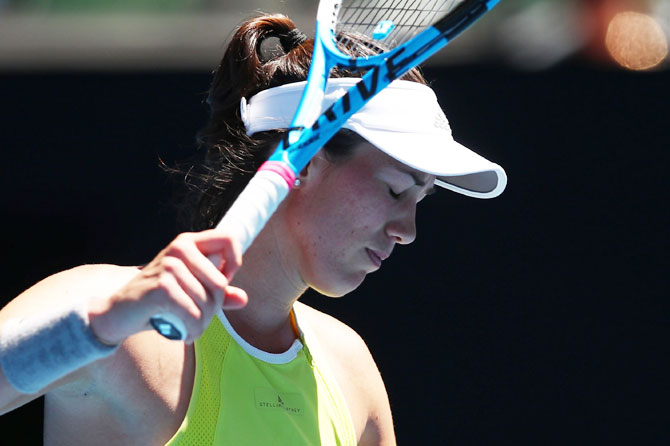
<box><xmin>151</xmin><ymin>0</ymin><xmax>502</xmax><ymax>340</ymax></box>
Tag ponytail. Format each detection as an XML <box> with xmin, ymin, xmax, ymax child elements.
<box><xmin>204</xmin><ymin>15</ymin><xmax>312</xmax><ymax>132</ymax></box>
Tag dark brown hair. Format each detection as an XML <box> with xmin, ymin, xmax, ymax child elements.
<box><xmin>173</xmin><ymin>13</ymin><xmax>427</xmax><ymax>231</ymax></box>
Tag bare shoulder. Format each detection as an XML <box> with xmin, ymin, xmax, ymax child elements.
<box><xmin>30</xmin><ymin>263</ymin><xmax>139</xmax><ymax>296</ymax></box>
<box><xmin>294</xmin><ymin>302</ymin><xmax>396</xmax><ymax>446</ymax></box>
<box><xmin>294</xmin><ymin>302</ymin><xmax>368</xmax><ymax>358</ymax></box>
<box><xmin>293</xmin><ymin>302</ymin><xmax>382</xmax><ymax>394</ymax></box>
<box><xmin>1</xmin><ymin>264</ymin><xmax>139</xmax><ymax>322</ymax></box>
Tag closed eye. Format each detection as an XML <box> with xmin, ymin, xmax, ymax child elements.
<box><xmin>388</xmin><ymin>188</ymin><xmax>401</xmax><ymax>200</ymax></box>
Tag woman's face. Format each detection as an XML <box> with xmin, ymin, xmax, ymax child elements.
<box><xmin>282</xmin><ymin>142</ymin><xmax>435</xmax><ymax>297</ymax></box>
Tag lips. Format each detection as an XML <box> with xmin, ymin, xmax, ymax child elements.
<box><xmin>366</xmin><ymin>248</ymin><xmax>389</xmax><ymax>268</ymax></box>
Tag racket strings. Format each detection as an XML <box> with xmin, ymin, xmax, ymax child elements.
<box><xmin>336</xmin><ymin>0</ymin><xmax>463</xmax><ymax>52</ymax></box>
<box><xmin>338</xmin><ymin>0</ymin><xmax>445</xmax><ymax>49</ymax></box>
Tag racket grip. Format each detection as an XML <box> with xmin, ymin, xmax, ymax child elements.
<box><xmin>213</xmin><ymin>168</ymin><xmax>292</xmax><ymax>252</ymax></box>
<box><xmin>150</xmin><ymin>169</ymin><xmax>291</xmax><ymax>341</ymax></box>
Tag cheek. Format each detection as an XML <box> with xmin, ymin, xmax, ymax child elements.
<box><xmin>310</xmin><ymin>178</ymin><xmax>383</xmax><ymax>239</ymax></box>
<box><xmin>292</xmin><ymin>178</ymin><xmax>388</xmax><ymax>291</ymax></box>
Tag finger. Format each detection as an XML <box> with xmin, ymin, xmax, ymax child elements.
<box><xmin>150</xmin><ymin>272</ymin><xmax>206</xmax><ymax>343</ymax></box>
<box><xmin>165</xmin><ymin>233</ymin><xmax>230</xmax><ymax>295</ymax></box>
<box><xmin>162</xmin><ymin>256</ymin><xmax>218</xmax><ymax>326</ymax></box>
<box><xmin>221</xmin><ymin>285</ymin><xmax>248</xmax><ymax>309</ymax></box>
<box><xmin>167</xmin><ymin>239</ymin><xmax>228</xmax><ymax>313</ymax></box>
<box><xmin>193</xmin><ymin>230</ymin><xmax>243</xmax><ymax>278</ymax></box>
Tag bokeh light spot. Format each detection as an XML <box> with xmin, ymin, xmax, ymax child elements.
<box><xmin>605</xmin><ymin>11</ymin><xmax>668</xmax><ymax>71</ymax></box>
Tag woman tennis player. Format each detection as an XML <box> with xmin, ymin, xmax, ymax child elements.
<box><xmin>0</xmin><ymin>13</ymin><xmax>505</xmax><ymax>446</ymax></box>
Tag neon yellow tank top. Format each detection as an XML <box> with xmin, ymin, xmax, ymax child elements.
<box><xmin>164</xmin><ymin>306</ymin><xmax>357</xmax><ymax>445</ymax></box>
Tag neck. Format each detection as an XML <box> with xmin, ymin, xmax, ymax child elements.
<box><xmin>225</xmin><ymin>218</ymin><xmax>307</xmax><ymax>353</ymax></box>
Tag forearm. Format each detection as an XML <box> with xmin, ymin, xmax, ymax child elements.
<box><xmin>0</xmin><ymin>299</ymin><xmax>118</xmax><ymax>394</ymax></box>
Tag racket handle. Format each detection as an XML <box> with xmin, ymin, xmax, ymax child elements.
<box><xmin>212</xmin><ymin>167</ymin><xmax>292</xmax><ymax>252</ymax></box>
<box><xmin>151</xmin><ymin>169</ymin><xmax>291</xmax><ymax>341</ymax></box>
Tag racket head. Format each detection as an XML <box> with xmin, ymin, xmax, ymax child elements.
<box><xmin>315</xmin><ymin>0</ymin><xmax>481</xmax><ymax>68</ymax></box>
<box><xmin>335</xmin><ymin>0</ymin><xmax>469</xmax><ymax>53</ymax></box>
<box><xmin>281</xmin><ymin>0</ymin><xmax>500</xmax><ymax>172</ymax></box>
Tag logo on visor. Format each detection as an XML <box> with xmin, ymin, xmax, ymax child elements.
<box><xmin>434</xmin><ymin>110</ymin><xmax>451</xmax><ymax>132</ymax></box>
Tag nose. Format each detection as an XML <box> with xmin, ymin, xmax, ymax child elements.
<box><xmin>385</xmin><ymin>205</ymin><xmax>417</xmax><ymax>245</ymax></box>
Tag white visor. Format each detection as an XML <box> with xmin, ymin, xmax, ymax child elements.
<box><xmin>240</xmin><ymin>78</ymin><xmax>507</xmax><ymax>198</ymax></box>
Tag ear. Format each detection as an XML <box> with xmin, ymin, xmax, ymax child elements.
<box><xmin>297</xmin><ymin>149</ymin><xmax>332</xmax><ymax>184</ymax></box>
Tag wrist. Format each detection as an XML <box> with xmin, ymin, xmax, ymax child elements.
<box><xmin>87</xmin><ymin>297</ymin><xmax>123</xmax><ymax>346</ymax></box>
<box><xmin>0</xmin><ymin>299</ymin><xmax>119</xmax><ymax>394</ymax></box>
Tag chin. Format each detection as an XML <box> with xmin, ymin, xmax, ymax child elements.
<box><xmin>310</xmin><ymin>272</ymin><xmax>367</xmax><ymax>298</ymax></box>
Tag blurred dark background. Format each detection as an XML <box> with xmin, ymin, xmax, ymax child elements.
<box><xmin>1</xmin><ymin>0</ymin><xmax>668</xmax><ymax>444</ymax></box>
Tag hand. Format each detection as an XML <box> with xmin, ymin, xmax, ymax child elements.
<box><xmin>89</xmin><ymin>230</ymin><xmax>248</xmax><ymax>344</ymax></box>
